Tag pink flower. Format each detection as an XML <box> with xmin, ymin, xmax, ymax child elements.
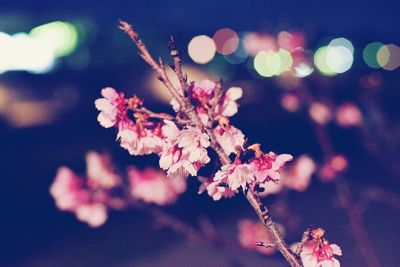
<box><xmin>196</xmin><ymin>106</ymin><xmax>210</xmax><ymax>126</ymax></box>
<box><xmin>238</xmin><ymin>219</ymin><xmax>282</xmax><ymax>255</ymax></box>
<box><xmin>86</xmin><ymin>151</ymin><xmax>121</xmax><ymax>189</ymax></box>
<box><xmin>75</xmin><ymin>203</ymin><xmax>108</xmax><ymax>228</ymax></box>
<box><xmin>335</xmin><ymin>103</ymin><xmax>363</xmax><ymax>128</ymax></box>
<box><xmin>218</xmin><ymin>87</ymin><xmax>243</xmax><ymax>117</ymax></box>
<box><xmin>309</xmin><ymin>102</ymin><xmax>332</xmax><ymax>125</ymax></box>
<box><xmin>250</xmin><ymin>152</ymin><xmax>293</xmax><ymax>183</ymax></box>
<box><xmin>171</xmin><ymin>81</ymin><xmax>243</xmax><ymax>122</ymax></box>
<box><xmin>50</xmin><ymin>167</ymin><xmax>89</xmax><ymax>211</ymax></box>
<box><xmin>300</xmin><ymin>240</ymin><xmax>342</xmax><ymax>267</ymax></box>
<box><xmin>95</xmin><ymin>87</ymin><xmax>126</xmax><ymax>128</ymax></box>
<box><xmin>192</xmin><ymin>79</ymin><xmax>216</xmax><ymax>100</ymax></box>
<box><xmin>50</xmin><ymin>152</ymin><xmax>123</xmax><ymax>227</ymax></box>
<box><xmin>160</xmin><ymin>122</ymin><xmax>210</xmax><ymax>178</ymax></box>
<box><xmin>214</xmin><ymin>162</ymin><xmax>253</xmax><ymax>190</ymax></box>
<box><xmin>117</xmin><ymin>122</ymin><xmax>164</xmax><ymax>155</ymax></box>
<box><xmin>282</xmin><ymin>155</ymin><xmax>316</xmax><ymax>192</ymax></box>
<box><xmin>214</xmin><ymin>125</ymin><xmax>245</xmax><ymax>155</ymax></box>
<box><xmin>128</xmin><ymin>167</ymin><xmax>186</xmax><ymax>205</ymax></box>
<box><xmin>198</xmin><ymin>177</ymin><xmax>238</xmax><ymax>201</ymax></box>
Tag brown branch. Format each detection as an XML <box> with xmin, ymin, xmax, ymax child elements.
<box><xmin>256</xmin><ymin>242</ymin><xmax>276</xmax><ymax>249</ymax></box>
<box><xmin>169</xmin><ymin>36</ymin><xmax>187</xmax><ymax>95</ymax></box>
<box><xmin>119</xmin><ymin>19</ymin><xmax>302</xmax><ymax>267</ymax></box>
<box><xmin>295</xmin><ymin>228</ymin><xmax>311</xmax><ymax>255</ymax></box>
<box><xmin>138</xmin><ymin>107</ymin><xmax>191</xmax><ymax>125</ymax></box>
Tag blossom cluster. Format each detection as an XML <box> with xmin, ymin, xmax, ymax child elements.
<box><xmin>50</xmin><ymin>152</ymin><xmax>121</xmax><ymax>227</ymax></box>
<box><xmin>95</xmin><ymin>81</ymin><xmax>296</xmax><ymax>201</ymax></box>
<box><xmin>297</xmin><ymin>229</ymin><xmax>342</xmax><ymax>267</ymax></box>
<box><xmin>237</xmin><ymin>219</ymin><xmax>342</xmax><ymax>267</ymax></box>
<box><xmin>50</xmin><ymin>151</ymin><xmax>187</xmax><ymax>227</ymax></box>
<box><xmin>259</xmin><ymin>154</ymin><xmax>317</xmax><ymax>196</ymax></box>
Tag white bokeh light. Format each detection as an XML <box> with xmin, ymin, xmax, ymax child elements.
<box><xmin>188</xmin><ymin>35</ymin><xmax>216</xmax><ymax>64</ymax></box>
<box><xmin>326</xmin><ymin>46</ymin><xmax>353</xmax><ymax>73</ymax></box>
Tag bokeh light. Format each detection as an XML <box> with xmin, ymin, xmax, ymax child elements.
<box><xmin>363</xmin><ymin>42</ymin><xmax>384</xmax><ymax>69</ymax></box>
<box><xmin>224</xmin><ymin>38</ymin><xmax>248</xmax><ymax>64</ymax></box>
<box><xmin>277</xmin><ymin>49</ymin><xmax>293</xmax><ymax>74</ymax></box>
<box><xmin>377</xmin><ymin>44</ymin><xmax>400</xmax><ymax>70</ymax></box>
<box><xmin>29</xmin><ymin>21</ymin><xmax>79</xmax><ymax>57</ymax></box>
<box><xmin>314</xmin><ymin>46</ymin><xmax>336</xmax><ymax>76</ymax></box>
<box><xmin>254</xmin><ymin>49</ymin><xmax>294</xmax><ymax>77</ymax></box>
<box><xmin>293</xmin><ymin>62</ymin><xmax>314</xmax><ymax>77</ymax></box>
<box><xmin>314</xmin><ymin>39</ymin><xmax>354</xmax><ymax>76</ymax></box>
<box><xmin>213</xmin><ymin>28</ymin><xmax>239</xmax><ymax>55</ymax></box>
<box><xmin>187</xmin><ymin>35</ymin><xmax>216</xmax><ymax>64</ymax></box>
<box><xmin>254</xmin><ymin>51</ymin><xmax>278</xmax><ymax>77</ymax></box>
<box><xmin>326</xmin><ymin>45</ymin><xmax>353</xmax><ymax>73</ymax></box>
<box><xmin>0</xmin><ymin>32</ymin><xmax>55</xmax><ymax>74</ymax></box>
<box><xmin>329</xmin><ymin>38</ymin><xmax>354</xmax><ymax>54</ymax></box>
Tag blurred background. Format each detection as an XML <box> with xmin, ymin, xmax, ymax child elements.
<box><xmin>1</xmin><ymin>0</ymin><xmax>399</xmax><ymax>266</ymax></box>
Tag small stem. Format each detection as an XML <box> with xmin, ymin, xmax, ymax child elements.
<box><xmin>138</xmin><ymin>107</ymin><xmax>191</xmax><ymax>125</ymax></box>
<box><xmin>169</xmin><ymin>36</ymin><xmax>187</xmax><ymax>95</ymax></box>
<box><xmin>256</xmin><ymin>242</ymin><xmax>276</xmax><ymax>249</ymax></box>
<box><xmin>295</xmin><ymin>229</ymin><xmax>311</xmax><ymax>255</ymax></box>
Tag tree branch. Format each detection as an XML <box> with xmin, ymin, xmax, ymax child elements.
<box><xmin>119</xmin><ymin>19</ymin><xmax>302</xmax><ymax>267</ymax></box>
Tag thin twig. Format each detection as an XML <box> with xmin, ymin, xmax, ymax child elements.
<box><xmin>256</xmin><ymin>242</ymin><xmax>276</xmax><ymax>249</ymax></box>
<box><xmin>295</xmin><ymin>229</ymin><xmax>311</xmax><ymax>255</ymax></box>
<box><xmin>169</xmin><ymin>36</ymin><xmax>187</xmax><ymax>95</ymax></box>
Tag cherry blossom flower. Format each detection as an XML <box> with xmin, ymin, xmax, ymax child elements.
<box><xmin>50</xmin><ymin>167</ymin><xmax>89</xmax><ymax>211</ymax></box>
<box><xmin>335</xmin><ymin>103</ymin><xmax>363</xmax><ymax>128</ymax></box>
<box><xmin>300</xmin><ymin>240</ymin><xmax>342</xmax><ymax>267</ymax></box>
<box><xmin>160</xmin><ymin>121</ymin><xmax>210</xmax><ymax>178</ymax></box>
<box><xmin>282</xmin><ymin>155</ymin><xmax>316</xmax><ymax>192</ymax></box>
<box><xmin>191</xmin><ymin>79</ymin><xmax>215</xmax><ymax>100</ymax></box>
<box><xmin>95</xmin><ymin>87</ymin><xmax>127</xmax><ymax>128</ymax></box>
<box><xmin>213</xmin><ymin>124</ymin><xmax>245</xmax><ymax>155</ymax></box>
<box><xmin>117</xmin><ymin>122</ymin><xmax>165</xmax><ymax>156</ymax></box>
<box><xmin>214</xmin><ymin>162</ymin><xmax>253</xmax><ymax>190</ymax></box>
<box><xmin>198</xmin><ymin>176</ymin><xmax>238</xmax><ymax>201</ymax></box>
<box><xmin>86</xmin><ymin>151</ymin><xmax>121</xmax><ymax>189</ymax></box>
<box><xmin>75</xmin><ymin>203</ymin><xmax>108</xmax><ymax>228</ymax></box>
<box><xmin>50</xmin><ymin>152</ymin><xmax>124</xmax><ymax>227</ymax></box>
<box><xmin>238</xmin><ymin>219</ymin><xmax>283</xmax><ymax>255</ymax></box>
<box><xmin>218</xmin><ymin>87</ymin><xmax>243</xmax><ymax>117</ymax></box>
<box><xmin>309</xmin><ymin>102</ymin><xmax>332</xmax><ymax>125</ymax></box>
<box><xmin>250</xmin><ymin>152</ymin><xmax>293</xmax><ymax>183</ymax></box>
<box><xmin>128</xmin><ymin>167</ymin><xmax>186</xmax><ymax>205</ymax></box>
